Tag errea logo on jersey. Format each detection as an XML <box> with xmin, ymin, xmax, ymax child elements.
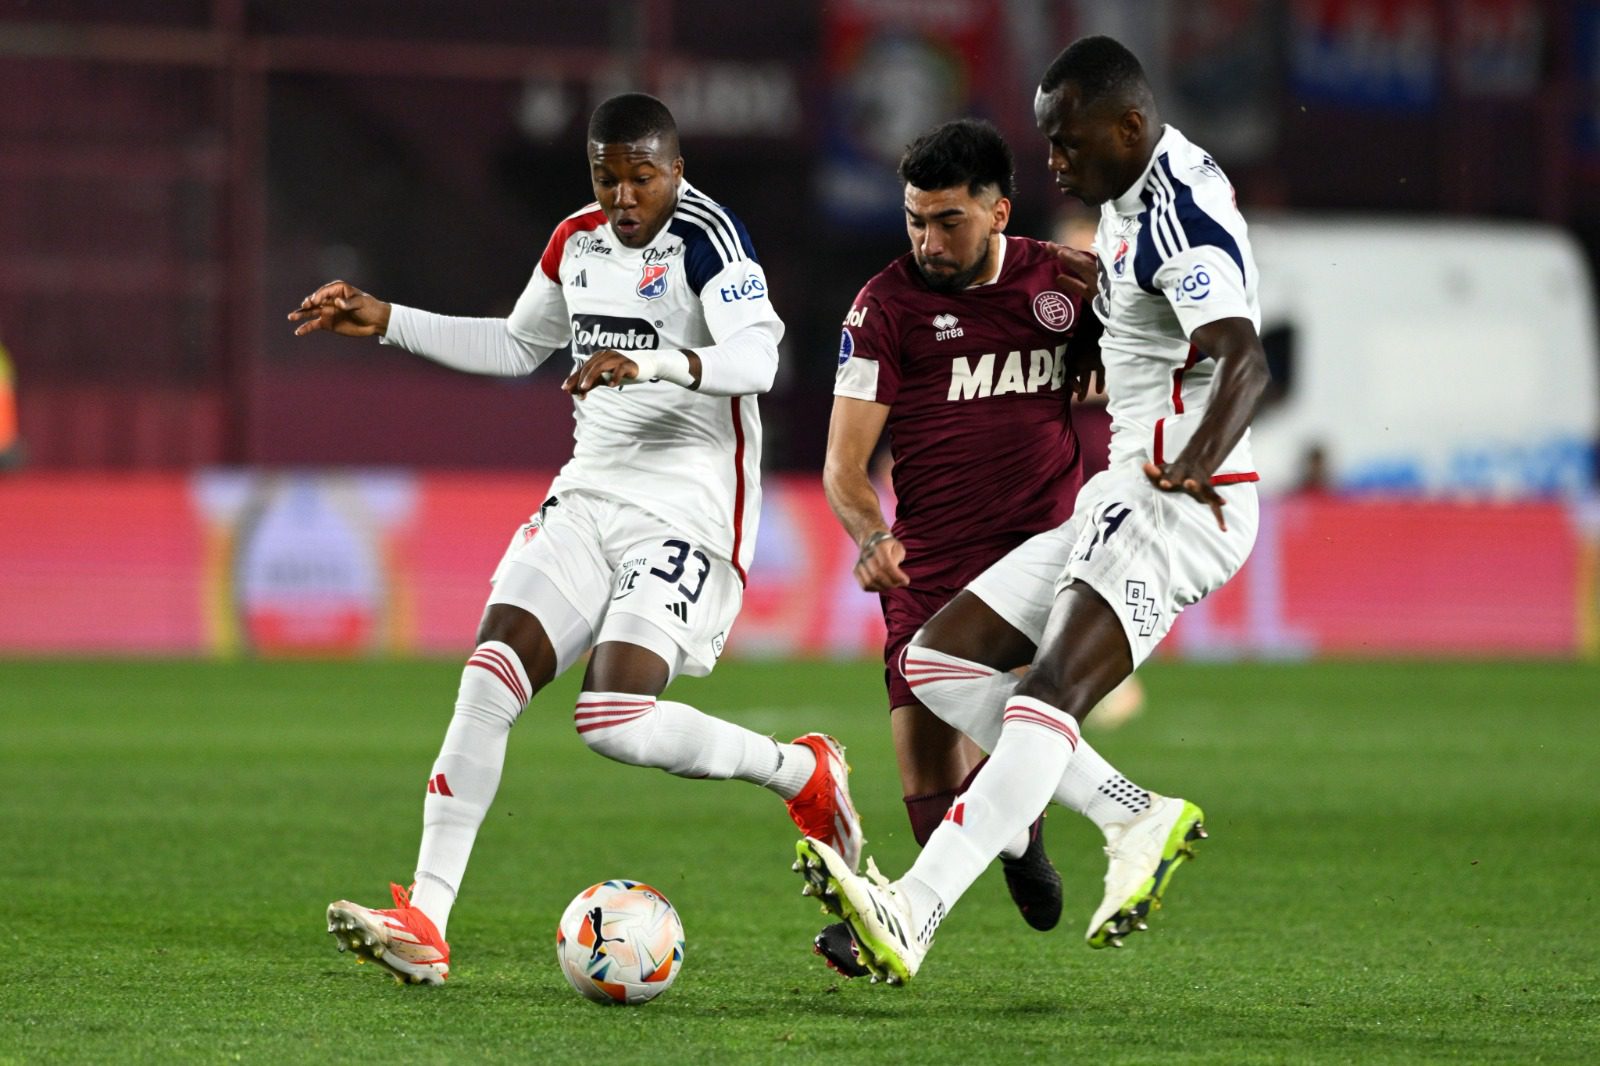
<box><xmin>947</xmin><ymin>345</ymin><xmax>1068</xmax><ymax>401</ymax></box>
<box><xmin>932</xmin><ymin>313</ymin><xmax>964</xmax><ymax>341</ymax></box>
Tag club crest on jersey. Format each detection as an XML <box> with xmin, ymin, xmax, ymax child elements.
<box><xmin>637</xmin><ymin>263</ymin><xmax>670</xmax><ymax>300</ymax></box>
<box><xmin>1033</xmin><ymin>290</ymin><xmax>1076</xmax><ymax>332</ymax></box>
<box><xmin>1112</xmin><ymin>238</ymin><xmax>1130</xmax><ymax>277</ymax></box>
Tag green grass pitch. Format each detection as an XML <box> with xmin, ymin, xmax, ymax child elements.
<box><xmin>3</xmin><ymin>658</ymin><xmax>1597</xmax><ymax>1064</ymax></box>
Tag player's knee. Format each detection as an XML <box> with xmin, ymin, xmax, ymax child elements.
<box><xmin>573</xmin><ymin>691</ymin><xmax>658</xmax><ymax>765</ymax></box>
<box><xmin>1013</xmin><ymin>668</ymin><xmax>1095</xmax><ymax>723</ymax></box>
<box><xmin>456</xmin><ymin>640</ymin><xmax>533</xmax><ymax>731</ymax></box>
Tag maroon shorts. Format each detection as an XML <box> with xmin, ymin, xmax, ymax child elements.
<box><xmin>880</xmin><ymin>582</ymin><xmax>964</xmax><ymax>712</ymax></box>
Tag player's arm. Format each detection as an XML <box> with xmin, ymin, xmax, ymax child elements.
<box><xmin>824</xmin><ymin>396</ymin><xmax>908</xmax><ymax>592</ymax></box>
<box><xmin>288</xmin><ymin>276</ymin><xmax>562</xmax><ymax>376</ymax></box>
<box><xmin>563</xmin><ymin>319</ymin><xmax>780</xmax><ymax>398</ymax></box>
<box><xmin>1144</xmin><ymin>317</ymin><xmax>1269</xmax><ymax>530</ymax></box>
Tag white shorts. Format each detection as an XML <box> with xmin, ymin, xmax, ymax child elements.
<box><xmin>487</xmin><ymin>489</ymin><xmax>742</xmax><ymax>681</ymax></box>
<box><xmin>966</xmin><ymin>463</ymin><xmax>1259</xmax><ymax>667</ymax></box>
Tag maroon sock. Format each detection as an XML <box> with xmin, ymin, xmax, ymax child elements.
<box><xmin>902</xmin><ymin>787</ymin><xmax>960</xmax><ymax>846</ymax></box>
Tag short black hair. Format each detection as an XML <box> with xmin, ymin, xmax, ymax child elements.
<box><xmin>1039</xmin><ymin>35</ymin><xmax>1150</xmax><ymax>107</ymax></box>
<box><xmin>898</xmin><ymin>119</ymin><xmax>1015</xmax><ymax>200</ymax></box>
<box><xmin>587</xmin><ymin>92</ymin><xmax>679</xmax><ymax>149</ymax></box>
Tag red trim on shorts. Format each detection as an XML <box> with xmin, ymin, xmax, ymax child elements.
<box><xmin>1211</xmin><ymin>472</ymin><xmax>1260</xmax><ymax>485</ymax></box>
<box><xmin>539</xmin><ymin>206</ymin><xmax>607</xmax><ymax>282</ymax></box>
<box><xmin>1171</xmin><ymin>343</ymin><xmax>1202</xmax><ymax>414</ymax></box>
<box><xmin>729</xmin><ymin>397</ymin><xmax>748</xmax><ymax>584</ymax></box>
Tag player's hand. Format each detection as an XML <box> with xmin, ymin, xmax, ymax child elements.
<box><xmin>1046</xmin><ymin>243</ymin><xmax>1098</xmax><ymax>302</ymax></box>
<box><xmin>854</xmin><ymin>531</ymin><xmax>909</xmax><ymax>592</ymax></box>
<box><xmin>287</xmin><ymin>280</ymin><xmax>390</xmax><ymax>337</ymax></box>
<box><xmin>1143</xmin><ymin>460</ymin><xmax>1227</xmax><ymax>531</ymax></box>
<box><xmin>564</xmin><ymin>349</ymin><xmax>640</xmax><ymax>399</ymax></box>
<box><xmin>1069</xmin><ymin>351</ymin><xmax>1105</xmax><ymax>401</ymax></box>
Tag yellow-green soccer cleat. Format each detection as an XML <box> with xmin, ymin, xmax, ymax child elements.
<box><xmin>1086</xmin><ymin>795</ymin><xmax>1207</xmax><ymax>949</ymax></box>
<box><xmin>792</xmin><ymin>837</ymin><xmax>925</xmax><ymax>986</ymax></box>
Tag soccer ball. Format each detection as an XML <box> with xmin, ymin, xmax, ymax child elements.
<box><xmin>555</xmin><ymin>880</ymin><xmax>685</xmax><ymax>1006</ymax></box>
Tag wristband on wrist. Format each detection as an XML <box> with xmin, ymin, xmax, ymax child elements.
<box><xmin>627</xmin><ymin>348</ymin><xmax>694</xmax><ymax>388</ymax></box>
<box><xmin>859</xmin><ymin>530</ymin><xmax>896</xmax><ymax>559</ymax></box>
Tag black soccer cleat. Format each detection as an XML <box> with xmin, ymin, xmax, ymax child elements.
<box><xmin>1000</xmin><ymin>815</ymin><xmax>1063</xmax><ymax>931</ymax></box>
<box><xmin>813</xmin><ymin>921</ymin><xmax>871</xmax><ymax>978</ymax></box>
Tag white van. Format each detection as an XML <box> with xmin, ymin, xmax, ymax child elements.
<box><xmin>1246</xmin><ymin>215</ymin><xmax>1599</xmax><ymax>497</ymax></box>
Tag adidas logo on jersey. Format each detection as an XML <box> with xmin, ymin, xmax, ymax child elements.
<box><xmin>569</xmin><ymin>269</ymin><xmax>588</xmax><ymax>288</ymax></box>
<box><xmin>932</xmin><ymin>313</ymin><xmax>964</xmax><ymax>341</ymax></box>
<box><xmin>665</xmin><ymin>601</ymin><xmax>689</xmax><ymax>623</ymax></box>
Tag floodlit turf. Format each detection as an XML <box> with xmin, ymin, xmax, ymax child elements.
<box><xmin>2</xmin><ymin>658</ymin><xmax>1598</xmax><ymax>1064</ymax></box>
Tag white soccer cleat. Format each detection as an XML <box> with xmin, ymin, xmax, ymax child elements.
<box><xmin>792</xmin><ymin>837</ymin><xmax>926</xmax><ymax>985</ymax></box>
<box><xmin>326</xmin><ymin>882</ymin><xmax>450</xmax><ymax>986</ymax></box>
<box><xmin>1086</xmin><ymin>794</ymin><xmax>1207</xmax><ymax>948</ymax></box>
<box><xmin>784</xmin><ymin>734</ymin><xmax>864</xmax><ymax>872</ymax></box>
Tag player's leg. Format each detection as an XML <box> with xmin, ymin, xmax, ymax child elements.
<box><xmin>572</xmin><ymin>532</ymin><xmax>862</xmax><ymax>869</ymax></box>
<box><xmin>327</xmin><ymin>498</ymin><xmax>604</xmax><ymax>984</ymax></box>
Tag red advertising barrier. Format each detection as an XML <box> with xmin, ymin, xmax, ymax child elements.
<box><xmin>0</xmin><ymin>472</ymin><xmax>1593</xmax><ymax>659</ymax></box>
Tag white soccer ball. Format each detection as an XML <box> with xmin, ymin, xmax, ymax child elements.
<box><xmin>555</xmin><ymin>879</ymin><xmax>685</xmax><ymax>1006</ymax></box>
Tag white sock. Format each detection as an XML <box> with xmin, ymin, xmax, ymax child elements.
<box><xmin>1055</xmin><ymin>740</ymin><xmax>1153</xmax><ymax>833</ymax></box>
<box><xmin>901</xmin><ymin>695</ymin><xmax>1080</xmax><ymax>922</ymax></box>
<box><xmin>412</xmin><ymin>641</ymin><xmax>530</xmax><ymax>938</ymax></box>
<box><xmin>575</xmin><ymin>692</ymin><xmax>816</xmax><ymax>799</ymax></box>
<box><xmin>902</xmin><ymin>645</ymin><xmax>1147</xmax><ymax>834</ymax></box>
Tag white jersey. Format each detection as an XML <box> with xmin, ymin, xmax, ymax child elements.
<box><xmin>1092</xmin><ymin>125</ymin><xmax>1259</xmax><ymax>484</ymax></box>
<box><xmin>384</xmin><ymin>180</ymin><xmax>782</xmax><ymax>579</ymax></box>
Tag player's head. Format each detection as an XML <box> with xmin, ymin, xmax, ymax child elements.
<box><xmin>898</xmin><ymin>119</ymin><xmax>1014</xmax><ymax>293</ymax></box>
<box><xmin>587</xmin><ymin>93</ymin><xmax>683</xmax><ymax>248</ymax></box>
<box><xmin>1034</xmin><ymin>36</ymin><xmax>1159</xmax><ymax>207</ymax></box>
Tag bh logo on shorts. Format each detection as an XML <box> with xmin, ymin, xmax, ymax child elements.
<box><xmin>638</xmin><ymin>264</ymin><xmax>670</xmax><ymax>300</ymax></box>
<box><xmin>1124</xmin><ymin>579</ymin><xmax>1160</xmax><ymax>637</ymax></box>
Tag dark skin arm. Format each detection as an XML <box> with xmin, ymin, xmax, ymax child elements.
<box><xmin>563</xmin><ymin>349</ymin><xmax>704</xmax><ymax>397</ymax></box>
<box><xmin>1052</xmin><ymin>246</ymin><xmax>1270</xmax><ymax>530</ymax></box>
<box><xmin>1143</xmin><ymin>316</ymin><xmax>1269</xmax><ymax>531</ymax></box>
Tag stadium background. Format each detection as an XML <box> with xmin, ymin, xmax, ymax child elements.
<box><xmin>4</xmin><ymin>4</ymin><xmax>1600</xmax><ymax>1062</ymax></box>
<box><xmin>2</xmin><ymin>0</ymin><xmax>1598</xmax><ymax>661</ymax></box>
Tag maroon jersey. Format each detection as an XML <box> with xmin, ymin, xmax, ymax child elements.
<box><xmin>834</xmin><ymin>236</ymin><xmax>1089</xmax><ymax>585</ymax></box>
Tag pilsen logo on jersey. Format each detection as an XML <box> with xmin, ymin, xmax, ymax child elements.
<box><xmin>571</xmin><ymin>314</ymin><xmax>661</xmax><ymax>356</ymax></box>
<box><xmin>638</xmin><ymin>264</ymin><xmax>670</xmax><ymax>300</ymax></box>
<box><xmin>1032</xmin><ymin>290</ymin><xmax>1076</xmax><ymax>332</ymax></box>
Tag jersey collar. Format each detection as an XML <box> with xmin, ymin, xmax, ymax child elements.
<box><xmin>1110</xmin><ymin>124</ymin><xmax>1182</xmax><ymax>217</ymax></box>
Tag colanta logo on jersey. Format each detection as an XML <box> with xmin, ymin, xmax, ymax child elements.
<box><xmin>571</xmin><ymin>314</ymin><xmax>661</xmax><ymax>355</ymax></box>
<box><xmin>638</xmin><ymin>264</ymin><xmax>670</xmax><ymax>300</ymax></box>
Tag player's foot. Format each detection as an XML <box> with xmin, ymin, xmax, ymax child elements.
<box><xmin>1000</xmin><ymin>815</ymin><xmax>1062</xmax><ymax>931</ymax></box>
<box><xmin>792</xmin><ymin>837</ymin><xmax>925</xmax><ymax>986</ymax></box>
<box><xmin>813</xmin><ymin>921</ymin><xmax>870</xmax><ymax>978</ymax></box>
<box><xmin>1086</xmin><ymin>795</ymin><xmax>1206</xmax><ymax>949</ymax></box>
<box><xmin>326</xmin><ymin>882</ymin><xmax>450</xmax><ymax>985</ymax></box>
<box><xmin>785</xmin><ymin>734</ymin><xmax>863</xmax><ymax>872</ymax></box>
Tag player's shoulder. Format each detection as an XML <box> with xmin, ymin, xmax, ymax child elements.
<box><xmin>856</xmin><ymin>253</ymin><xmax>921</xmax><ymax>305</ymax></box>
<box><xmin>668</xmin><ymin>182</ymin><xmax>760</xmax><ymax>294</ymax></box>
<box><xmin>539</xmin><ymin>202</ymin><xmax>608</xmax><ymax>280</ymax></box>
<box><xmin>1152</xmin><ymin>131</ymin><xmax>1242</xmax><ymax>219</ymax></box>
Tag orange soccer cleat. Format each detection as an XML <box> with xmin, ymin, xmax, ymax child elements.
<box><xmin>785</xmin><ymin>734</ymin><xmax>863</xmax><ymax>872</ymax></box>
<box><xmin>326</xmin><ymin>882</ymin><xmax>451</xmax><ymax>986</ymax></box>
